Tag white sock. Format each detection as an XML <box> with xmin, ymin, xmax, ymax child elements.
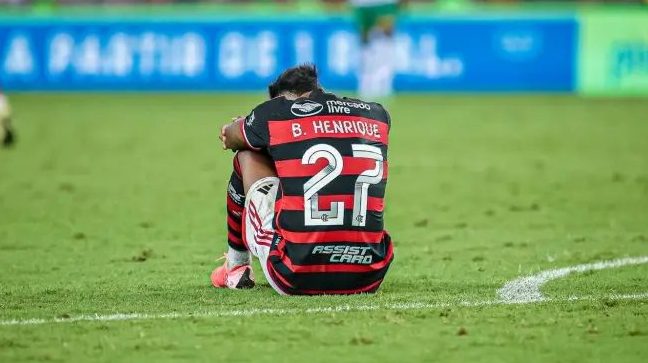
<box><xmin>227</xmin><ymin>248</ymin><xmax>250</xmax><ymax>269</ymax></box>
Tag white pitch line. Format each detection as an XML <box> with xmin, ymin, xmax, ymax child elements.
<box><xmin>497</xmin><ymin>256</ymin><xmax>648</xmax><ymax>303</ymax></box>
<box><xmin>1</xmin><ymin>292</ymin><xmax>647</xmax><ymax>327</ymax></box>
<box><xmin>3</xmin><ymin>256</ymin><xmax>648</xmax><ymax>327</ymax></box>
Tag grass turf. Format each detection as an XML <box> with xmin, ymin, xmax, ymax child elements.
<box><xmin>0</xmin><ymin>94</ymin><xmax>647</xmax><ymax>362</ymax></box>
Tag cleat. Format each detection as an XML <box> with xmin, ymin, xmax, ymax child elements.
<box><xmin>2</xmin><ymin>125</ymin><xmax>14</xmax><ymax>147</ymax></box>
<box><xmin>211</xmin><ymin>257</ymin><xmax>255</xmax><ymax>290</ymax></box>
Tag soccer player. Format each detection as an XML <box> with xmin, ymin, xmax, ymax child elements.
<box><xmin>212</xmin><ymin>65</ymin><xmax>393</xmax><ymax>295</ymax></box>
<box><xmin>350</xmin><ymin>0</ymin><xmax>402</xmax><ymax>99</ymax></box>
<box><xmin>0</xmin><ymin>91</ymin><xmax>15</xmax><ymax>147</ymax></box>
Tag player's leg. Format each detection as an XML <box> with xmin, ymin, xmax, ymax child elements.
<box><xmin>237</xmin><ymin>150</ymin><xmax>277</xmax><ymax>194</ymax></box>
<box><xmin>224</xmin><ymin>156</ymin><xmax>249</xmax><ymax>268</ymax></box>
<box><xmin>236</xmin><ymin>149</ymin><xmax>278</xmax><ymax>267</ymax></box>
<box><xmin>211</xmin><ymin>150</ymin><xmax>278</xmax><ymax>290</ymax></box>
<box><xmin>0</xmin><ymin>92</ymin><xmax>15</xmax><ymax>147</ymax></box>
<box><xmin>237</xmin><ymin>150</ymin><xmax>289</xmax><ymax>295</ymax></box>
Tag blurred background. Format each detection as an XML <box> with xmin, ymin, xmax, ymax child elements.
<box><xmin>0</xmin><ymin>0</ymin><xmax>646</xmax><ymax>95</ymax></box>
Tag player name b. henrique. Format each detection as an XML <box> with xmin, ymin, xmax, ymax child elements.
<box><xmin>269</xmin><ymin>116</ymin><xmax>388</xmax><ymax>146</ymax></box>
<box><xmin>307</xmin><ymin>119</ymin><xmax>381</xmax><ymax>138</ymax></box>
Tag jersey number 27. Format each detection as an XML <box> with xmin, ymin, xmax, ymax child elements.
<box><xmin>302</xmin><ymin>143</ymin><xmax>383</xmax><ymax>227</ymax></box>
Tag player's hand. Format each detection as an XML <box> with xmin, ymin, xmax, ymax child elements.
<box><xmin>220</xmin><ymin>116</ymin><xmax>243</xmax><ymax>150</ymax></box>
<box><xmin>219</xmin><ymin>123</ymin><xmax>229</xmax><ymax>150</ymax></box>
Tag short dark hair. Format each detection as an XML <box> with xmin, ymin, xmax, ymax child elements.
<box><xmin>268</xmin><ymin>64</ymin><xmax>321</xmax><ymax>98</ymax></box>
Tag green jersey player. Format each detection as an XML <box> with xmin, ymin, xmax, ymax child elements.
<box><xmin>350</xmin><ymin>0</ymin><xmax>403</xmax><ymax>99</ymax></box>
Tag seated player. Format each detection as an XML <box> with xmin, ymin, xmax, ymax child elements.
<box><xmin>0</xmin><ymin>91</ymin><xmax>15</xmax><ymax>147</ymax></box>
<box><xmin>212</xmin><ymin>64</ymin><xmax>394</xmax><ymax>295</ymax></box>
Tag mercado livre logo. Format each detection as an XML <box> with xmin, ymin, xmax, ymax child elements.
<box><xmin>291</xmin><ymin>100</ymin><xmax>324</xmax><ymax>117</ymax></box>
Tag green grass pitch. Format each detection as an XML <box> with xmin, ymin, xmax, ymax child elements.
<box><xmin>0</xmin><ymin>93</ymin><xmax>647</xmax><ymax>362</ymax></box>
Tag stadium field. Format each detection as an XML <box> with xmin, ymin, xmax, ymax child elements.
<box><xmin>1</xmin><ymin>94</ymin><xmax>647</xmax><ymax>362</ymax></box>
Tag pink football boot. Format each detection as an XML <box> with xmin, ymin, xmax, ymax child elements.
<box><xmin>211</xmin><ymin>256</ymin><xmax>255</xmax><ymax>289</ymax></box>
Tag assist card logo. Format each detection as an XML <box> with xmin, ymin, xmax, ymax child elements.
<box><xmin>291</xmin><ymin>101</ymin><xmax>323</xmax><ymax>117</ymax></box>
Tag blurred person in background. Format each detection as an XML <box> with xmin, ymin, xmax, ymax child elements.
<box><xmin>350</xmin><ymin>0</ymin><xmax>403</xmax><ymax>100</ymax></box>
<box><xmin>0</xmin><ymin>90</ymin><xmax>15</xmax><ymax>147</ymax></box>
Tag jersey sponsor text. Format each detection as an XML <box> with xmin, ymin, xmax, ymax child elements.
<box><xmin>312</xmin><ymin>245</ymin><xmax>373</xmax><ymax>264</ymax></box>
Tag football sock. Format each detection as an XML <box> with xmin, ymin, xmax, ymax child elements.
<box><xmin>227</xmin><ymin>247</ymin><xmax>250</xmax><ymax>269</ymax></box>
<box><xmin>226</xmin><ymin>167</ymin><xmax>251</xmax><ymax>268</ymax></box>
<box><xmin>226</xmin><ymin>158</ymin><xmax>249</xmax><ymax>256</ymax></box>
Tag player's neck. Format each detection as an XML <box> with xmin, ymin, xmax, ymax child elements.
<box><xmin>282</xmin><ymin>91</ymin><xmax>313</xmax><ymax>100</ymax></box>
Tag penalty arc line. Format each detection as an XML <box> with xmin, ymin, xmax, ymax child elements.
<box><xmin>1</xmin><ymin>292</ymin><xmax>647</xmax><ymax>327</ymax></box>
<box><xmin>497</xmin><ymin>256</ymin><xmax>648</xmax><ymax>303</ymax></box>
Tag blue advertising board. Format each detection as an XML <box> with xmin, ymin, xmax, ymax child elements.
<box><xmin>0</xmin><ymin>16</ymin><xmax>576</xmax><ymax>91</ymax></box>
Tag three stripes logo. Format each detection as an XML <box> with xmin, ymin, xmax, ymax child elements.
<box><xmin>248</xmin><ymin>201</ymin><xmax>274</xmax><ymax>248</ymax></box>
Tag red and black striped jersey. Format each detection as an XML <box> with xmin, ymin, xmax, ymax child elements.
<box><xmin>241</xmin><ymin>90</ymin><xmax>393</xmax><ymax>295</ymax></box>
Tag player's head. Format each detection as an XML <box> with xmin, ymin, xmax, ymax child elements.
<box><xmin>268</xmin><ymin>64</ymin><xmax>322</xmax><ymax>99</ymax></box>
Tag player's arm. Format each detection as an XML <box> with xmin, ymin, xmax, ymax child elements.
<box><xmin>220</xmin><ymin>109</ymin><xmax>269</xmax><ymax>151</ymax></box>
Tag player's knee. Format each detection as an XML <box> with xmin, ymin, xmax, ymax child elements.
<box><xmin>234</xmin><ymin>150</ymin><xmax>254</xmax><ymax>173</ymax></box>
<box><xmin>236</xmin><ymin>150</ymin><xmax>276</xmax><ymax>176</ymax></box>
<box><xmin>234</xmin><ymin>149</ymin><xmax>272</xmax><ymax>165</ymax></box>
<box><xmin>235</xmin><ymin>150</ymin><xmax>253</xmax><ymax>162</ymax></box>
<box><xmin>236</xmin><ymin>150</ymin><xmax>273</xmax><ymax>170</ymax></box>
<box><xmin>235</xmin><ymin>150</ymin><xmax>276</xmax><ymax>192</ymax></box>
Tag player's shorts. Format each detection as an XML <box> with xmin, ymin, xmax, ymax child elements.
<box><xmin>241</xmin><ymin>176</ymin><xmax>287</xmax><ymax>295</ymax></box>
<box><xmin>242</xmin><ymin>176</ymin><xmax>393</xmax><ymax>296</ymax></box>
<box><xmin>353</xmin><ymin>3</ymin><xmax>399</xmax><ymax>35</ymax></box>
